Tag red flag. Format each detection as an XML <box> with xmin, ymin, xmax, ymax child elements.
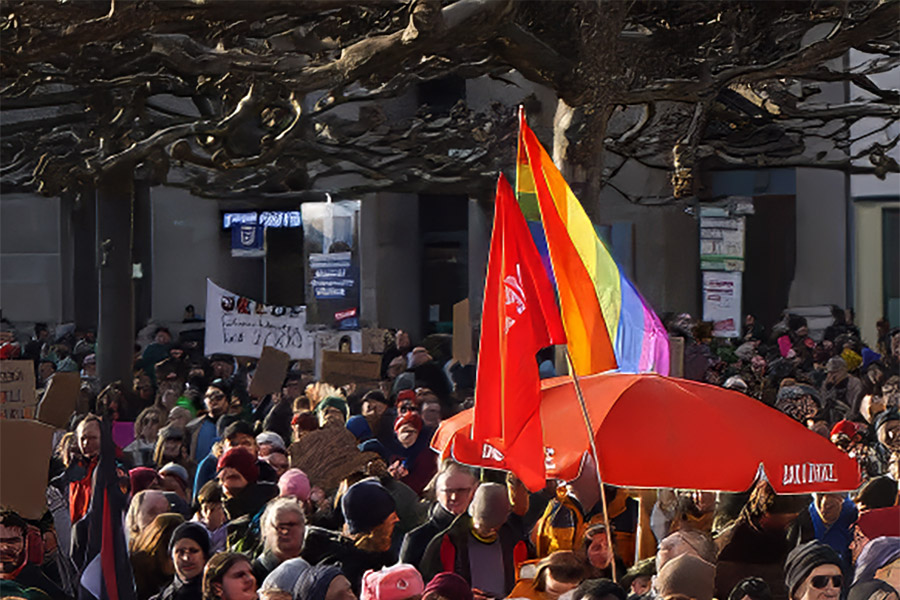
<box><xmin>471</xmin><ymin>174</ymin><xmax>565</xmax><ymax>491</ymax></box>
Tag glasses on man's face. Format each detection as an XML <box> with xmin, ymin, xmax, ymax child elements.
<box><xmin>275</xmin><ymin>521</ymin><xmax>302</xmax><ymax>533</ymax></box>
<box><xmin>206</xmin><ymin>392</ymin><xmax>225</xmax><ymax>401</ymax></box>
<box><xmin>439</xmin><ymin>487</ymin><xmax>472</xmax><ymax>497</ymax></box>
<box><xmin>809</xmin><ymin>575</ymin><xmax>842</xmax><ymax>589</ymax></box>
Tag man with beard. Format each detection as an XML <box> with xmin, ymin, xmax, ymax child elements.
<box><xmin>0</xmin><ymin>510</ymin><xmax>68</xmax><ymax>598</ymax></box>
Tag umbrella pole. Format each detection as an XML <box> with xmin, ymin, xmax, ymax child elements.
<box><xmin>563</xmin><ymin>348</ymin><xmax>617</xmax><ymax>582</ymax></box>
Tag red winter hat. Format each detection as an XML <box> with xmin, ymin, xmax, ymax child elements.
<box><xmin>855</xmin><ymin>506</ymin><xmax>900</xmax><ymax>539</ymax></box>
<box><xmin>394</xmin><ymin>411</ymin><xmax>423</xmax><ymax>434</ymax></box>
<box><xmin>217</xmin><ymin>446</ymin><xmax>259</xmax><ymax>484</ymax></box>
<box><xmin>396</xmin><ymin>389</ymin><xmax>417</xmax><ymax>406</ymax></box>
<box><xmin>830</xmin><ymin>419</ymin><xmax>860</xmax><ymax>439</ymax></box>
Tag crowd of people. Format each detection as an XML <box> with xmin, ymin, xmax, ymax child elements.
<box><xmin>0</xmin><ymin>306</ymin><xmax>898</xmax><ymax>600</ymax></box>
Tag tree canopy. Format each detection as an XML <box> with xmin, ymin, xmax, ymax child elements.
<box><xmin>2</xmin><ymin>0</ymin><xmax>898</xmax><ymax>203</ymax></box>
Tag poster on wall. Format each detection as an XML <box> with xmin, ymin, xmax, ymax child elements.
<box><xmin>700</xmin><ymin>208</ymin><xmax>745</xmax><ymax>272</ymax></box>
<box><xmin>302</xmin><ymin>200</ymin><xmax>361</xmax><ymax>329</ymax></box>
<box><xmin>702</xmin><ymin>271</ymin><xmax>742</xmax><ymax>338</ymax></box>
<box><xmin>204</xmin><ymin>279</ymin><xmax>314</xmax><ymax>359</ymax></box>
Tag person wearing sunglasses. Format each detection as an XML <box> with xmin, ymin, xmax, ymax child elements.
<box><xmin>785</xmin><ymin>540</ymin><xmax>845</xmax><ymax>600</ymax></box>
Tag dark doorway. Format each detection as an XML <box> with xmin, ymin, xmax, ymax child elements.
<box><xmin>265</xmin><ymin>227</ymin><xmax>304</xmax><ymax>306</ymax></box>
<box><xmin>743</xmin><ymin>195</ymin><xmax>796</xmax><ymax>333</ymax></box>
<box><xmin>419</xmin><ymin>195</ymin><xmax>468</xmax><ymax>335</ymax></box>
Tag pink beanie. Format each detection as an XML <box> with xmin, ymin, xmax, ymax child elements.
<box><xmin>278</xmin><ymin>468</ymin><xmax>311</xmax><ymax>501</ymax></box>
<box><xmin>360</xmin><ymin>564</ymin><xmax>424</xmax><ymax>600</ymax></box>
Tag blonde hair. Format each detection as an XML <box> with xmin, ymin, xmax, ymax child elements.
<box><xmin>125</xmin><ymin>490</ymin><xmax>166</xmax><ymax>539</ymax></box>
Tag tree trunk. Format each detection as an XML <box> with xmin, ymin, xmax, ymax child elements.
<box><xmin>96</xmin><ymin>164</ymin><xmax>135</xmax><ymax>388</ymax></box>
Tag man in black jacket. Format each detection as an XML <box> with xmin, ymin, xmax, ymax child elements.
<box><xmin>399</xmin><ymin>460</ymin><xmax>477</xmax><ymax>567</ymax></box>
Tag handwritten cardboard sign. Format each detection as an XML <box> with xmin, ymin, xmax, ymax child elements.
<box><xmin>452</xmin><ymin>299</ymin><xmax>473</xmax><ymax>365</ymax></box>
<box><xmin>0</xmin><ymin>419</ymin><xmax>56</xmax><ymax>518</ymax></box>
<box><xmin>289</xmin><ymin>426</ymin><xmax>380</xmax><ymax>493</ymax></box>
<box><xmin>0</xmin><ymin>360</ymin><xmax>37</xmax><ymax>419</ymax></box>
<box><xmin>248</xmin><ymin>346</ymin><xmax>292</xmax><ymax>398</ymax></box>
<box><xmin>36</xmin><ymin>372</ymin><xmax>81</xmax><ymax>429</ymax></box>
<box><xmin>320</xmin><ymin>351</ymin><xmax>381</xmax><ymax>387</ymax></box>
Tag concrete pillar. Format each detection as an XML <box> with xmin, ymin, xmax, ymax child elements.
<box><xmin>374</xmin><ymin>193</ymin><xmax>422</xmax><ymax>341</ymax></box>
<box><xmin>789</xmin><ymin>168</ymin><xmax>847</xmax><ymax>308</ymax></box>
<box><xmin>467</xmin><ymin>195</ymin><xmax>492</xmax><ymax>326</ymax></box>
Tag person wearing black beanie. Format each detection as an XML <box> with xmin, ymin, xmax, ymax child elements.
<box><xmin>784</xmin><ymin>540</ymin><xmax>844</xmax><ymax>599</ymax></box>
<box><xmin>301</xmin><ymin>478</ymin><xmax>398</xmax><ymax>593</ymax></box>
<box><xmin>152</xmin><ymin>522</ymin><xmax>211</xmax><ymax>600</ymax></box>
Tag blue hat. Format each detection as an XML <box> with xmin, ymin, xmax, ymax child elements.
<box><xmin>861</xmin><ymin>347</ymin><xmax>882</xmax><ymax>371</ymax></box>
<box><xmin>341</xmin><ymin>479</ymin><xmax>395</xmax><ymax>535</ymax></box>
<box><xmin>359</xmin><ymin>439</ymin><xmax>388</xmax><ymax>461</ymax></box>
<box><xmin>294</xmin><ymin>565</ymin><xmax>343</xmax><ymax>600</ymax></box>
<box><xmin>346</xmin><ymin>415</ymin><xmax>373</xmax><ymax>441</ymax></box>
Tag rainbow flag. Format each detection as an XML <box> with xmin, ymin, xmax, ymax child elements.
<box><xmin>516</xmin><ymin>109</ymin><xmax>670</xmax><ymax>375</ymax></box>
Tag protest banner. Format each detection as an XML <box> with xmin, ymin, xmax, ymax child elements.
<box><xmin>320</xmin><ymin>351</ymin><xmax>381</xmax><ymax>387</ymax></box>
<box><xmin>205</xmin><ymin>279</ymin><xmax>314</xmax><ymax>360</ymax></box>
<box><xmin>248</xmin><ymin>346</ymin><xmax>292</xmax><ymax>398</ymax></box>
<box><xmin>452</xmin><ymin>299</ymin><xmax>473</xmax><ymax>365</ymax></box>
<box><xmin>0</xmin><ymin>359</ymin><xmax>37</xmax><ymax>419</ymax></box>
<box><xmin>0</xmin><ymin>419</ymin><xmax>55</xmax><ymax>518</ymax></box>
<box><xmin>36</xmin><ymin>372</ymin><xmax>81</xmax><ymax>429</ymax></box>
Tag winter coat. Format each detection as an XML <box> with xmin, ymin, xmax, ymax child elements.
<box><xmin>399</xmin><ymin>503</ymin><xmax>457</xmax><ymax>568</ymax></box>
<box><xmin>420</xmin><ymin>514</ymin><xmax>529</xmax><ymax>596</ymax></box>
<box><xmin>300</xmin><ymin>525</ymin><xmax>396</xmax><ymax>593</ymax></box>
<box><xmin>149</xmin><ymin>575</ymin><xmax>202</xmax><ymax>600</ymax></box>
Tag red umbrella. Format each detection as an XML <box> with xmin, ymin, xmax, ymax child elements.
<box><xmin>432</xmin><ymin>372</ymin><xmax>860</xmax><ymax>494</ymax></box>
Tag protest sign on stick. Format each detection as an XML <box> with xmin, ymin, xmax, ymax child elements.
<box><xmin>248</xmin><ymin>346</ymin><xmax>292</xmax><ymax>398</ymax></box>
<box><xmin>0</xmin><ymin>419</ymin><xmax>55</xmax><ymax>518</ymax></box>
<box><xmin>36</xmin><ymin>372</ymin><xmax>80</xmax><ymax>429</ymax></box>
<box><xmin>0</xmin><ymin>360</ymin><xmax>37</xmax><ymax>419</ymax></box>
<box><xmin>452</xmin><ymin>299</ymin><xmax>473</xmax><ymax>365</ymax></box>
<box><xmin>320</xmin><ymin>351</ymin><xmax>381</xmax><ymax>387</ymax></box>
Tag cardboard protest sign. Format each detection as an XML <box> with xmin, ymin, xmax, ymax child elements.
<box><xmin>669</xmin><ymin>336</ymin><xmax>685</xmax><ymax>378</ymax></box>
<box><xmin>0</xmin><ymin>359</ymin><xmax>37</xmax><ymax>419</ymax></box>
<box><xmin>36</xmin><ymin>372</ymin><xmax>81</xmax><ymax>429</ymax></box>
<box><xmin>452</xmin><ymin>299</ymin><xmax>473</xmax><ymax>365</ymax></box>
<box><xmin>0</xmin><ymin>419</ymin><xmax>55</xmax><ymax>518</ymax></box>
<box><xmin>205</xmin><ymin>279</ymin><xmax>314</xmax><ymax>360</ymax></box>
<box><xmin>248</xmin><ymin>346</ymin><xmax>292</xmax><ymax>398</ymax></box>
<box><xmin>289</xmin><ymin>426</ymin><xmax>380</xmax><ymax>493</ymax></box>
<box><xmin>320</xmin><ymin>351</ymin><xmax>381</xmax><ymax>387</ymax></box>
<box><xmin>313</xmin><ymin>330</ymin><xmax>363</xmax><ymax>380</ymax></box>
<box><xmin>361</xmin><ymin>328</ymin><xmax>389</xmax><ymax>355</ymax></box>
